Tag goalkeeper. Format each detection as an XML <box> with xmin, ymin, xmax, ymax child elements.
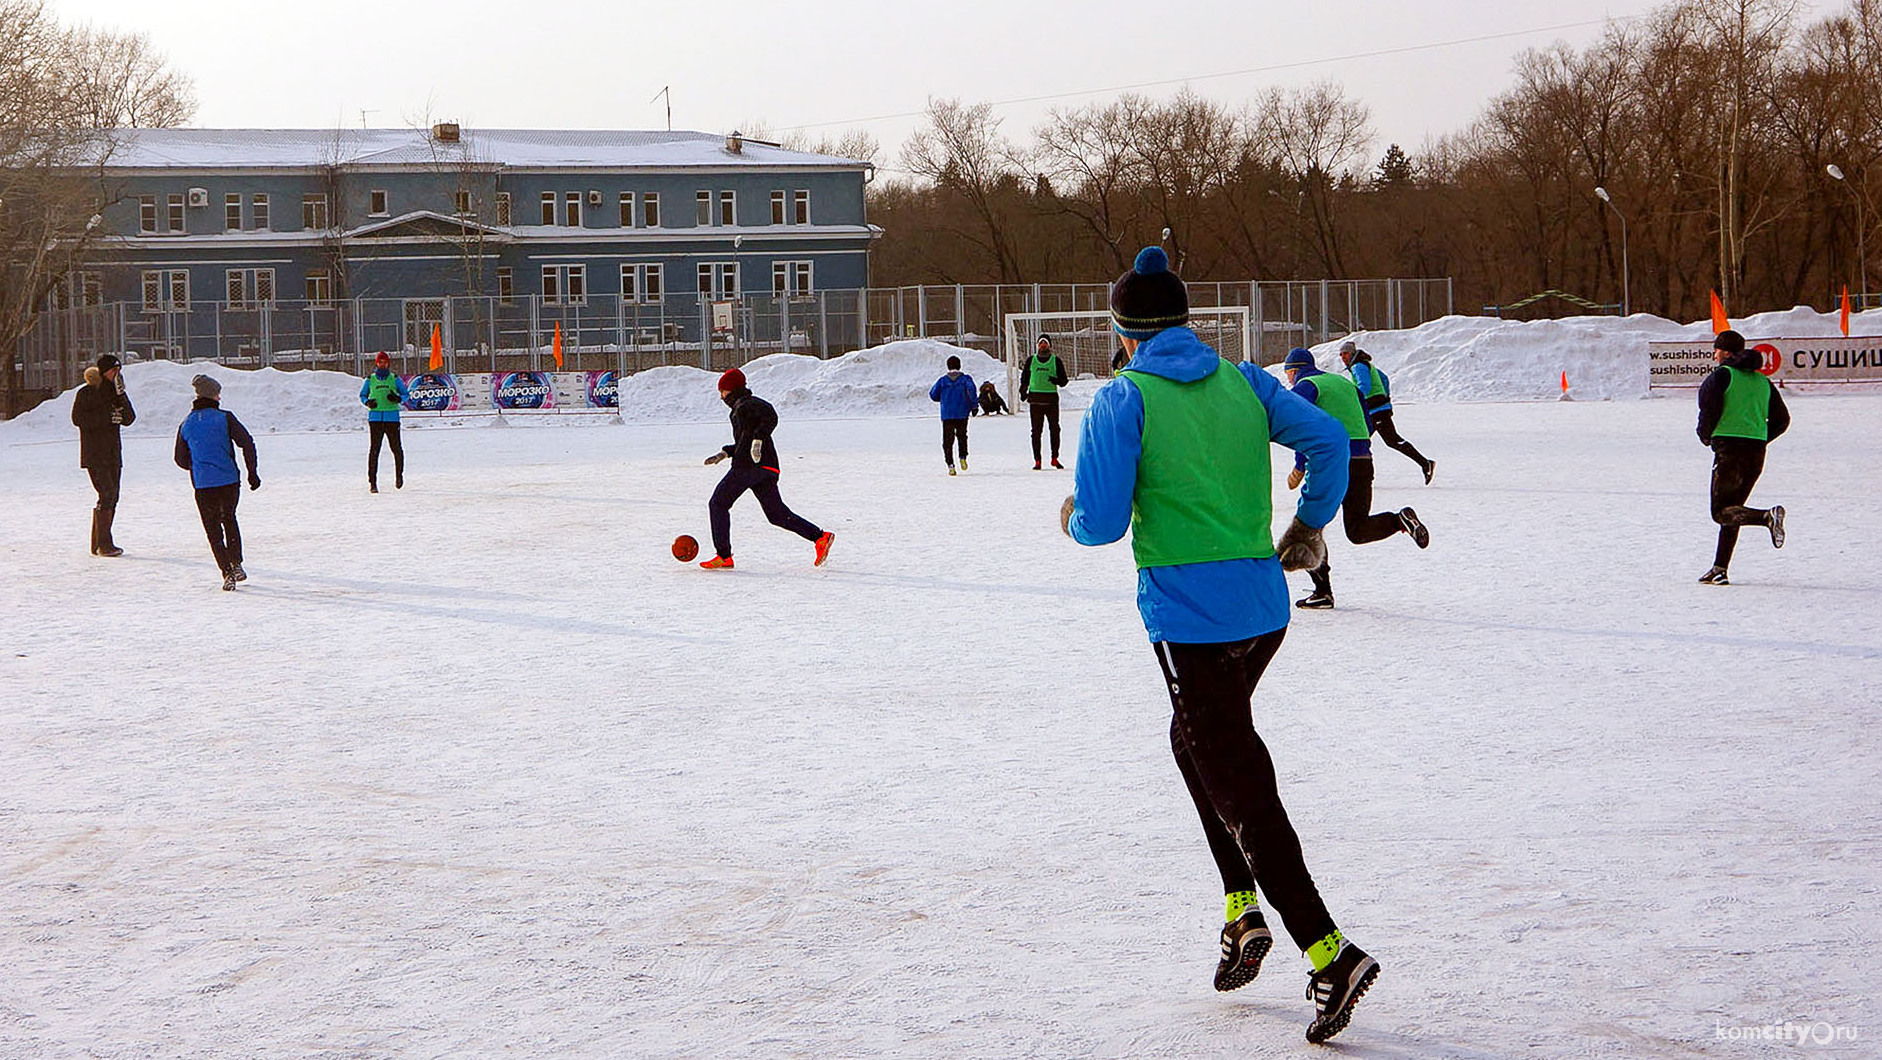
<box><xmin>1062</xmin><ymin>246</ymin><xmax>1380</xmax><ymax>1045</ymax></box>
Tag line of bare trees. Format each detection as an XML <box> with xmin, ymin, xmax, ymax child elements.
<box><xmin>866</xmin><ymin>0</ymin><xmax>1882</xmax><ymax>324</ymax></box>
<box><xmin>1</xmin><ymin>0</ymin><xmax>194</xmax><ymax>414</ymax></box>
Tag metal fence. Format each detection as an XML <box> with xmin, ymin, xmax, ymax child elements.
<box><xmin>17</xmin><ymin>277</ymin><xmax>1453</xmax><ymax>396</ymax></box>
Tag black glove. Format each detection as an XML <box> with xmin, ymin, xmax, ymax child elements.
<box><xmin>248</xmin><ymin>473</ymin><xmax>261</xmax><ymax>491</ymax></box>
<box><xmin>704</xmin><ymin>451</ymin><xmax>728</xmax><ymax>466</ymax></box>
<box><xmin>1275</xmin><ymin>517</ymin><xmax>1325</xmax><ymax>572</ymax></box>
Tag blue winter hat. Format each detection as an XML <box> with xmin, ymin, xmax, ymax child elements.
<box><xmin>1284</xmin><ymin>347</ymin><xmax>1317</xmax><ymax>369</ymax></box>
<box><xmin>1110</xmin><ymin>246</ymin><xmax>1189</xmax><ymax>340</ymax></box>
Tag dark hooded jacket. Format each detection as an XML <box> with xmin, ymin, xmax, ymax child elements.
<box><xmin>1697</xmin><ymin>348</ymin><xmax>1790</xmax><ymax>445</ymax></box>
<box><xmin>720</xmin><ymin>388</ymin><xmax>782</xmax><ymax>471</ymax></box>
<box><xmin>71</xmin><ymin>371</ymin><xmax>136</xmax><ymax>468</ymax></box>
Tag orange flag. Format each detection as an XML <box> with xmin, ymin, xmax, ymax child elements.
<box><xmin>1841</xmin><ymin>285</ymin><xmax>1851</xmax><ymax>337</ymax></box>
<box><xmin>552</xmin><ymin>321</ymin><xmax>564</xmax><ymax>369</ymax></box>
<box><xmin>429</xmin><ymin>324</ymin><xmax>443</xmax><ymax>371</ymax></box>
<box><xmin>1709</xmin><ymin>290</ymin><xmax>1730</xmax><ymax>334</ymax></box>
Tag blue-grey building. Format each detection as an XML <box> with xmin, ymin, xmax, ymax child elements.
<box><xmin>65</xmin><ymin>125</ymin><xmax>879</xmax><ymax>367</ymax></box>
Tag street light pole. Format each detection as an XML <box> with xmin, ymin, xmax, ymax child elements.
<box><xmin>1594</xmin><ymin>186</ymin><xmax>1629</xmax><ymax>316</ymax></box>
<box><xmin>1828</xmin><ymin>164</ymin><xmax>1867</xmax><ymax>306</ymax></box>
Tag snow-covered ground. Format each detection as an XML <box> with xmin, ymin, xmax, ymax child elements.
<box><xmin>2</xmin><ymin>372</ymin><xmax>1877</xmax><ymax>1057</ymax></box>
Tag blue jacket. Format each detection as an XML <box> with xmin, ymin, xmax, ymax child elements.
<box><xmin>361</xmin><ymin>369</ymin><xmax>409</xmax><ymax>423</ymax></box>
<box><xmin>1070</xmin><ymin>327</ymin><xmax>1350</xmax><ymax>644</ymax></box>
<box><xmin>1349</xmin><ymin>360</ymin><xmax>1392</xmax><ymax>413</ymax></box>
<box><xmin>174</xmin><ymin>400</ymin><xmax>258</xmax><ymax>489</ymax></box>
<box><xmin>1289</xmin><ymin>367</ymin><xmax>1374</xmax><ymax>470</ymax></box>
<box><xmin>929</xmin><ymin>371</ymin><xmax>978</xmax><ymax>419</ymax></box>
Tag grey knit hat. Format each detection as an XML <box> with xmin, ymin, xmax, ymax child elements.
<box><xmin>191</xmin><ymin>374</ymin><xmax>222</xmax><ymax>400</ymax></box>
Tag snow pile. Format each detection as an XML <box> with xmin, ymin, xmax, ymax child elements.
<box><xmin>615</xmin><ymin>339</ymin><xmax>1006</xmax><ymax>423</ymax></box>
<box><xmin>1</xmin><ymin>359</ymin><xmax>367</xmax><ymax>440</ymax></box>
<box><xmin>1318</xmin><ymin>306</ymin><xmax>1882</xmax><ymax>402</ymax></box>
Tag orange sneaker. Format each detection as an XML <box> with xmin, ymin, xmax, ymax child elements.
<box><xmin>700</xmin><ymin>555</ymin><xmax>734</xmax><ymax>570</ymax></box>
<box><xmin>813</xmin><ymin>531</ymin><xmax>835</xmax><ymax>566</ymax></box>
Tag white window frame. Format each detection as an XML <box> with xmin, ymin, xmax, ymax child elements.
<box><xmin>619</xmin><ymin>263</ymin><xmax>665</xmax><ymax>303</ymax></box>
<box><xmin>303</xmin><ymin>193</ymin><xmax>329</xmax><ymax>230</ymax></box>
<box><xmin>695</xmin><ymin>191</ymin><xmax>711</xmax><ymax>226</ymax></box>
<box><xmin>369</xmin><ymin>189</ymin><xmax>389</xmax><ymax>216</ymax></box>
<box><xmin>225</xmin><ymin>267</ymin><xmax>276</xmax><ymax>310</ymax></box>
<box><xmin>718</xmin><ymin>190</ymin><xmax>735</xmax><ymax>227</ymax></box>
<box><xmin>454</xmin><ymin>189</ymin><xmax>473</xmax><ymax>216</ymax></box>
<box><xmin>770</xmin><ymin>190</ymin><xmax>786</xmax><ymax>225</ymax></box>
<box><xmin>76</xmin><ymin>271</ymin><xmax>102</xmax><ymax>307</ymax></box>
<box><xmin>643</xmin><ymin>191</ymin><xmax>660</xmax><ymax>227</ymax></box>
<box><xmin>251</xmin><ymin>194</ymin><xmax>269</xmax><ymax>231</ymax></box>
<box><xmin>540</xmin><ymin>192</ymin><xmax>555</xmax><ymax>225</ymax></box>
<box><xmin>541</xmin><ymin>264</ymin><xmax>587</xmax><ymax>306</ymax></box>
<box><xmin>167</xmin><ymin>194</ymin><xmax>185</xmax><ymax>233</ymax></box>
<box><xmin>771</xmin><ymin>260</ymin><xmax>814</xmax><ymax>296</ymax></box>
<box><xmin>143</xmin><ymin>269</ymin><xmax>189</xmax><ymax>311</ymax></box>
<box><xmin>564</xmin><ymin>192</ymin><xmax>581</xmax><ymax>227</ymax></box>
<box><xmin>139</xmin><ymin>196</ymin><xmax>157</xmax><ymax>234</ymax></box>
<box><xmin>496</xmin><ymin>266</ymin><xmax>514</xmax><ymax>304</ymax></box>
<box><xmin>305</xmin><ymin>269</ymin><xmax>332</xmax><ymax>305</ymax></box>
<box><xmin>793</xmin><ymin>189</ymin><xmax>810</xmax><ymax>225</ymax></box>
<box><xmin>619</xmin><ymin>192</ymin><xmax>634</xmax><ymax>227</ymax></box>
<box><xmin>697</xmin><ymin>262</ymin><xmax>738</xmax><ymax>299</ymax></box>
<box><xmin>225</xmin><ymin>193</ymin><xmax>242</xmax><ymax>232</ymax></box>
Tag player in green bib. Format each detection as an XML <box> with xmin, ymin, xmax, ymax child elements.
<box><xmin>359</xmin><ymin>351</ymin><xmax>410</xmax><ymax>493</ymax></box>
<box><xmin>1023</xmin><ymin>334</ymin><xmax>1070</xmax><ymax>469</ymax></box>
<box><xmin>1281</xmin><ymin>347</ymin><xmax>1429</xmax><ymax>609</ymax></box>
<box><xmin>1065</xmin><ymin>246</ymin><xmax>1381</xmax><ymax>1045</ymax></box>
<box><xmin>1695</xmin><ymin>330</ymin><xmax>1790</xmax><ymax>584</ymax></box>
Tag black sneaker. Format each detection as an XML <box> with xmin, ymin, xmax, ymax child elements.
<box><xmin>221</xmin><ymin>570</ymin><xmax>237</xmax><ymax>592</ymax></box>
<box><xmin>1296</xmin><ymin>590</ymin><xmax>1335</xmax><ymax>610</ymax></box>
<box><xmin>1699</xmin><ymin>566</ymin><xmax>1730</xmax><ymax>585</ymax></box>
<box><xmin>230</xmin><ymin>564</ymin><xmax>247</xmax><ymax>583</ymax></box>
<box><xmin>1398</xmin><ymin>508</ymin><xmax>1429</xmax><ymax>549</ymax></box>
<box><xmin>1768</xmin><ymin>505</ymin><xmax>1785</xmax><ymax>549</ymax></box>
<box><xmin>1423</xmin><ymin>459</ymin><xmax>1436</xmax><ymax>485</ymax></box>
<box><xmin>1305</xmin><ymin>940</ymin><xmax>1380</xmax><ymax>1044</ymax></box>
<box><xmin>1214</xmin><ymin>911</ymin><xmax>1273</xmax><ymax>992</ymax></box>
<box><xmin>396</xmin><ymin>471</ymin><xmax>405</xmax><ymax>490</ymax></box>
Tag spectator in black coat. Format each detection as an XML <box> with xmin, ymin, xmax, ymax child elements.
<box><xmin>70</xmin><ymin>354</ymin><xmax>136</xmax><ymax>557</ymax></box>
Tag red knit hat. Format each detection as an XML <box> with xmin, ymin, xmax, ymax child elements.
<box><xmin>374</xmin><ymin>351</ymin><xmax>390</xmax><ymax>367</ymax></box>
<box><xmin>717</xmin><ymin>367</ymin><xmax>747</xmax><ymax>392</ymax></box>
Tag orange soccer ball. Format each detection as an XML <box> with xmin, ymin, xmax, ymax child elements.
<box><xmin>672</xmin><ymin>535</ymin><xmax>699</xmax><ymax>562</ymax></box>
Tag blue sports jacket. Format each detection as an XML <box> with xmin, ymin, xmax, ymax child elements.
<box><xmin>1069</xmin><ymin>327</ymin><xmax>1350</xmax><ymax>644</ymax></box>
<box><xmin>360</xmin><ymin>369</ymin><xmax>409</xmax><ymax>423</ymax></box>
<box><xmin>1350</xmin><ymin>360</ymin><xmax>1392</xmax><ymax>413</ymax></box>
<box><xmin>1289</xmin><ymin>367</ymin><xmax>1374</xmax><ymax>470</ymax></box>
<box><xmin>174</xmin><ymin>400</ymin><xmax>258</xmax><ymax>489</ymax></box>
<box><xmin>929</xmin><ymin>372</ymin><xmax>979</xmax><ymax>419</ymax></box>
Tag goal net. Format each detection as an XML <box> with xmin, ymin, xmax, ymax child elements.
<box><xmin>1002</xmin><ymin>306</ymin><xmax>1252</xmax><ymax>403</ymax></box>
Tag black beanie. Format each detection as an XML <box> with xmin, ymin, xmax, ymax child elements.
<box><xmin>1713</xmin><ymin>329</ymin><xmax>1746</xmax><ymax>354</ymax></box>
<box><xmin>1110</xmin><ymin>246</ymin><xmax>1188</xmax><ymax>339</ymax></box>
<box><xmin>95</xmin><ymin>353</ymin><xmax>121</xmax><ymax>372</ymax></box>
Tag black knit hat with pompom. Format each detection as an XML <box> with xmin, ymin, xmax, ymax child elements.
<box><xmin>1110</xmin><ymin>246</ymin><xmax>1189</xmax><ymax>340</ymax></box>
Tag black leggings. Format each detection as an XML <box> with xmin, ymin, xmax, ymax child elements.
<box><xmin>708</xmin><ymin>466</ymin><xmax>822</xmax><ymax>559</ymax></box>
<box><xmin>942</xmin><ymin>419</ymin><xmax>969</xmax><ymax>465</ymax></box>
<box><xmin>194</xmin><ymin>483</ymin><xmax>243</xmax><ymax>571</ymax></box>
<box><xmin>1155</xmin><ymin>632</ymin><xmax>1338</xmax><ymax>952</ymax></box>
<box><xmin>1368</xmin><ymin>409</ymin><xmax>1429</xmax><ymax>471</ymax></box>
<box><xmin>368</xmin><ymin>421</ymin><xmax>404</xmax><ymax>486</ymax></box>
<box><xmin>1029</xmin><ymin>395</ymin><xmax>1061</xmax><ymax>461</ymax></box>
<box><xmin>1710</xmin><ymin>438</ymin><xmax>1770</xmax><ymax>568</ymax></box>
<box><xmin>1308</xmin><ymin>457</ymin><xmax>1403</xmax><ymax>593</ymax></box>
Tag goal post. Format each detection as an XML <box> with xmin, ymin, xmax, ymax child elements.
<box><xmin>1002</xmin><ymin>306</ymin><xmax>1253</xmax><ymax>404</ymax></box>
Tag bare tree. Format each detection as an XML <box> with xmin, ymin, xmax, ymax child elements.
<box><xmin>59</xmin><ymin>24</ymin><xmax>196</xmax><ymax>129</ymax></box>
<box><xmin>900</xmin><ymin>99</ymin><xmax>1026</xmax><ymax>281</ymax></box>
<box><xmin>1257</xmin><ymin>81</ymin><xmax>1373</xmax><ymax>276</ymax></box>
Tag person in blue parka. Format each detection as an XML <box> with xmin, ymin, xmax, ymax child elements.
<box><xmin>928</xmin><ymin>354</ymin><xmax>978</xmax><ymax>475</ymax></box>
<box><xmin>360</xmin><ymin>351</ymin><xmax>410</xmax><ymax>492</ymax></box>
<box><xmin>174</xmin><ymin>374</ymin><xmax>260</xmax><ymax>591</ymax></box>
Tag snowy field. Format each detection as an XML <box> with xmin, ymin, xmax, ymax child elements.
<box><xmin>2</xmin><ymin>386</ymin><xmax>1879</xmax><ymax>1058</ymax></box>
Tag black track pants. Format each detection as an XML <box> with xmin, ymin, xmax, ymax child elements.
<box><xmin>1710</xmin><ymin>438</ymin><xmax>1771</xmax><ymax>569</ymax></box>
<box><xmin>368</xmin><ymin>421</ymin><xmax>404</xmax><ymax>487</ymax></box>
<box><xmin>1368</xmin><ymin>409</ymin><xmax>1429</xmax><ymax>471</ymax></box>
<box><xmin>1308</xmin><ymin>457</ymin><xmax>1403</xmax><ymax>594</ymax></box>
<box><xmin>1029</xmin><ymin>395</ymin><xmax>1061</xmax><ymax>462</ymax></box>
<box><xmin>942</xmin><ymin>418</ymin><xmax>969</xmax><ymax>465</ymax></box>
<box><xmin>87</xmin><ymin>464</ymin><xmax>122</xmax><ymax>512</ymax></box>
<box><xmin>194</xmin><ymin>483</ymin><xmax>243</xmax><ymax>571</ymax></box>
<box><xmin>1155</xmin><ymin>632</ymin><xmax>1338</xmax><ymax>952</ymax></box>
<box><xmin>708</xmin><ymin>466</ymin><xmax>822</xmax><ymax>559</ymax></box>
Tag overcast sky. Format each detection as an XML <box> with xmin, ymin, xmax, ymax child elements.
<box><xmin>60</xmin><ymin>0</ymin><xmax>1837</xmax><ymax>173</ymax></box>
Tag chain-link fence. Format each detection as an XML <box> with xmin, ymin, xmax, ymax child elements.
<box><xmin>17</xmin><ymin>278</ymin><xmax>1452</xmax><ymax>397</ymax></box>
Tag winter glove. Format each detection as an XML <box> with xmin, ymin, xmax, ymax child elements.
<box><xmin>113</xmin><ymin>375</ymin><xmax>125</xmax><ymax>396</ymax></box>
<box><xmin>704</xmin><ymin>451</ymin><xmax>728</xmax><ymax>466</ymax></box>
<box><xmin>1274</xmin><ymin>517</ymin><xmax>1326</xmax><ymax>572</ymax></box>
<box><xmin>1060</xmin><ymin>495</ymin><xmax>1076</xmax><ymax>538</ymax></box>
<box><xmin>110</xmin><ymin>408</ymin><xmax>123</xmax><ymax>425</ymax></box>
<box><xmin>749</xmin><ymin>439</ymin><xmax>764</xmax><ymax>464</ymax></box>
<box><xmin>247</xmin><ymin>473</ymin><xmax>261</xmax><ymax>491</ymax></box>
<box><xmin>1286</xmin><ymin>466</ymin><xmax>1305</xmax><ymax>491</ymax></box>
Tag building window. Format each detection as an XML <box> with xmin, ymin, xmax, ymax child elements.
<box><xmin>619</xmin><ymin>192</ymin><xmax>633</xmax><ymax>227</ymax></box>
<box><xmin>369</xmin><ymin>190</ymin><xmax>389</xmax><ymax>215</ymax></box>
<box><xmin>226</xmin><ymin>268</ymin><xmax>275</xmax><ymax>309</ymax></box>
<box><xmin>495</xmin><ymin>192</ymin><xmax>512</xmax><ymax>226</ymax></box>
<box><xmin>76</xmin><ymin>272</ymin><xmax>102</xmax><ymax>307</ymax></box>
<box><xmin>794</xmin><ymin>190</ymin><xmax>810</xmax><ymax>225</ymax></box>
<box><xmin>305</xmin><ymin>269</ymin><xmax>332</xmax><ymax>304</ymax></box>
<box><xmin>303</xmin><ymin>194</ymin><xmax>329</xmax><ymax>230</ymax></box>
<box><xmin>225</xmin><ymin>194</ymin><xmax>242</xmax><ymax>231</ymax></box>
<box><xmin>168</xmin><ymin>194</ymin><xmax>185</xmax><ymax>233</ymax></box>
<box><xmin>539</xmin><ymin>193</ymin><xmax>554</xmax><ymax>225</ymax></box>
<box><xmin>719</xmin><ymin>190</ymin><xmax>735</xmax><ymax>226</ymax></box>
<box><xmin>695</xmin><ymin>191</ymin><xmax>711</xmax><ymax>226</ymax></box>
<box><xmin>251</xmin><ymin>194</ymin><xmax>269</xmax><ymax>231</ymax></box>
<box><xmin>496</xmin><ymin>266</ymin><xmax>514</xmax><ymax>304</ymax></box>
<box><xmin>564</xmin><ymin>192</ymin><xmax>581</xmax><ymax>227</ymax></box>
<box><xmin>454</xmin><ymin>190</ymin><xmax>472</xmax><ymax>216</ymax></box>
<box><xmin>139</xmin><ymin>196</ymin><xmax>157</xmax><ymax>234</ymax></box>
<box><xmin>542</xmin><ymin>264</ymin><xmax>586</xmax><ymax>305</ymax></box>
<box><xmin>643</xmin><ymin>192</ymin><xmax>660</xmax><ymax>227</ymax></box>
<box><xmin>620</xmin><ymin>263</ymin><xmax>665</xmax><ymax>303</ymax></box>
<box><xmin>696</xmin><ymin>262</ymin><xmax>738</xmax><ymax>299</ymax></box>
<box><xmin>771</xmin><ymin>190</ymin><xmax>786</xmax><ymax>226</ymax></box>
<box><xmin>772</xmin><ymin>260</ymin><xmax>813</xmax><ymax>296</ymax></box>
<box><xmin>143</xmin><ymin>269</ymin><xmax>189</xmax><ymax>311</ymax></box>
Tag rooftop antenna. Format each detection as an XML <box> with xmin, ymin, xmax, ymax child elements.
<box><xmin>359</xmin><ymin>109</ymin><xmax>377</xmax><ymax>129</ymax></box>
<box><xmin>650</xmin><ymin>87</ymin><xmax>671</xmax><ymax>131</ymax></box>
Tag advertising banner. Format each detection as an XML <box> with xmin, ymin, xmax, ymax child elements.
<box><xmin>492</xmin><ymin>371</ymin><xmax>555</xmax><ymax>410</ymax></box>
<box><xmin>585</xmin><ymin>370</ymin><xmax>619</xmax><ymax>408</ymax></box>
<box><xmin>400</xmin><ymin>372</ymin><xmax>461</xmax><ymax>412</ymax></box>
<box><xmin>1649</xmin><ymin>336</ymin><xmax>1882</xmax><ymax>388</ymax></box>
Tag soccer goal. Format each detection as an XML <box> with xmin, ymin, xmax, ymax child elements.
<box><xmin>1002</xmin><ymin>306</ymin><xmax>1252</xmax><ymax>403</ymax></box>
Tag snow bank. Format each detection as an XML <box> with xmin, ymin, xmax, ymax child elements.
<box><xmin>1</xmin><ymin>359</ymin><xmax>368</xmax><ymax>440</ymax></box>
<box><xmin>1315</xmin><ymin>306</ymin><xmax>1882</xmax><ymax>402</ymax></box>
